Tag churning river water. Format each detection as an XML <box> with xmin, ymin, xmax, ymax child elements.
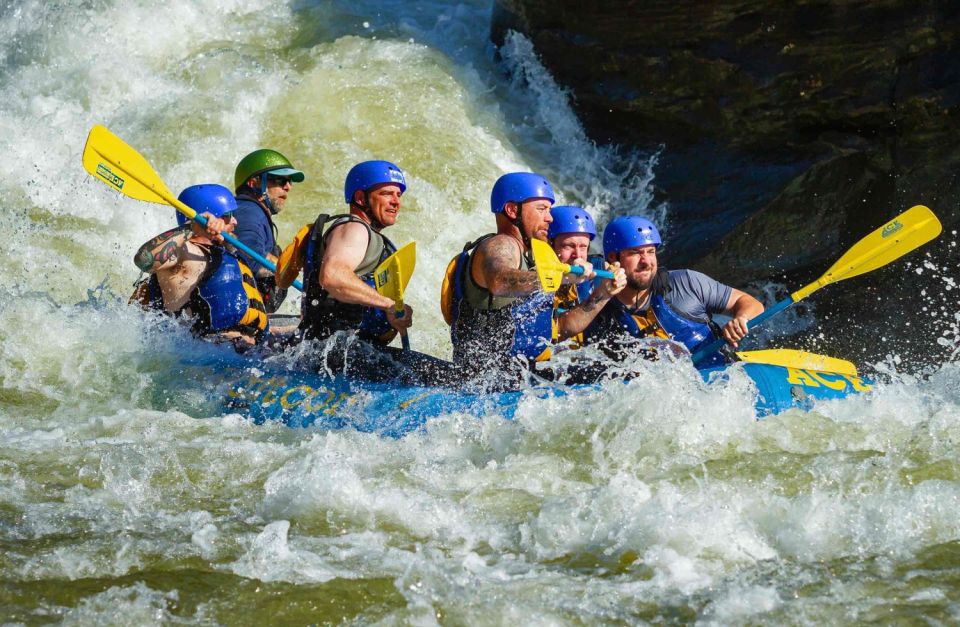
<box><xmin>2</xmin><ymin>0</ymin><xmax>960</xmax><ymax>624</ymax></box>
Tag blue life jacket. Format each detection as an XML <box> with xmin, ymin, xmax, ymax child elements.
<box><xmin>138</xmin><ymin>246</ymin><xmax>267</xmax><ymax>338</ymax></box>
<box><xmin>603</xmin><ymin>269</ymin><xmax>726</xmax><ymax>366</ymax></box>
<box><xmin>196</xmin><ymin>251</ymin><xmax>264</xmax><ymax>332</ymax></box>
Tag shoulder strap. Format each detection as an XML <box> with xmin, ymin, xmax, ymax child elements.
<box><xmin>651</xmin><ymin>267</ymin><xmax>671</xmax><ymax>296</ymax></box>
<box><xmin>462</xmin><ymin>233</ymin><xmax>495</xmax><ymax>253</ymax></box>
<box><xmin>310</xmin><ymin>212</ymin><xmax>334</xmax><ymax>246</ymax></box>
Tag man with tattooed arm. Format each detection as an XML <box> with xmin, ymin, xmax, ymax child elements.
<box><xmin>131</xmin><ymin>184</ymin><xmax>268</xmax><ymax>350</ymax></box>
<box><xmin>441</xmin><ymin>172</ymin><xmax>598</xmax><ymax>379</ymax></box>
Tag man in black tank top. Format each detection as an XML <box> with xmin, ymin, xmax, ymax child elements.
<box><xmin>448</xmin><ymin>172</ymin><xmax>601</xmax><ymax>388</ymax></box>
<box><xmin>288</xmin><ymin>161</ymin><xmax>463</xmax><ymax>386</ymax></box>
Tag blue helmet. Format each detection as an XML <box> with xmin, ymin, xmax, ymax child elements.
<box><xmin>547</xmin><ymin>205</ymin><xmax>596</xmax><ymax>240</ymax></box>
<box><xmin>344</xmin><ymin>160</ymin><xmax>406</xmax><ymax>204</ymax></box>
<box><xmin>490</xmin><ymin>172</ymin><xmax>555</xmax><ymax>214</ymax></box>
<box><xmin>603</xmin><ymin>216</ymin><xmax>662</xmax><ymax>256</ymax></box>
<box><xmin>176</xmin><ymin>184</ymin><xmax>237</xmax><ymax>226</ymax></box>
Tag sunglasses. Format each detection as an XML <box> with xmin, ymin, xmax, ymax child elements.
<box><xmin>220</xmin><ymin>212</ymin><xmax>235</xmax><ymax>221</ymax></box>
<box><xmin>266</xmin><ymin>174</ymin><xmax>293</xmax><ymax>186</ymax></box>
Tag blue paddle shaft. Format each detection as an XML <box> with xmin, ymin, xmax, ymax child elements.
<box><xmin>691</xmin><ymin>296</ymin><xmax>794</xmax><ymax>366</ymax></box>
<box><xmin>567</xmin><ymin>264</ymin><xmax>615</xmax><ymax>279</ymax></box>
<box><xmin>191</xmin><ymin>212</ymin><xmax>304</xmax><ymax>292</ymax></box>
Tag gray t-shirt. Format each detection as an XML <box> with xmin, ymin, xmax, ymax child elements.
<box><xmin>663</xmin><ymin>269</ymin><xmax>732</xmax><ymax>321</ymax></box>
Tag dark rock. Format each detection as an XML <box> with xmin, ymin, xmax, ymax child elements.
<box><xmin>492</xmin><ymin>0</ymin><xmax>960</xmax><ymax>370</ymax></box>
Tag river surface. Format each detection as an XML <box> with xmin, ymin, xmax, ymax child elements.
<box><xmin>2</xmin><ymin>0</ymin><xmax>960</xmax><ymax>624</ymax></box>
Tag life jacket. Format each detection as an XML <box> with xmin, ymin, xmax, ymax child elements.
<box><xmin>551</xmin><ymin>281</ymin><xmax>594</xmax><ymax>350</ymax></box>
<box><xmin>132</xmin><ymin>246</ymin><xmax>268</xmax><ymax>340</ymax></box>
<box><xmin>601</xmin><ymin>268</ymin><xmax>726</xmax><ymax>366</ymax></box>
<box><xmin>297</xmin><ymin>213</ymin><xmax>397</xmax><ymax>344</ymax></box>
<box><xmin>553</xmin><ymin>253</ymin><xmax>602</xmax><ymax>316</ymax></box>
<box><xmin>550</xmin><ymin>252</ymin><xmax>602</xmax><ymax>349</ymax></box>
<box><xmin>440</xmin><ymin>235</ymin><xmax>554</xmax><ymax>364</ymax></box>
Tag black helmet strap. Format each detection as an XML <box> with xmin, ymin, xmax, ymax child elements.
<box><xmin>352</xmin><ymin>190</ymin><xmax>386</xmax><ymax>232</ymax></box>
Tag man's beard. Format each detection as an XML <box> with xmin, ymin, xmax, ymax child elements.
<box><xmin>626</xmin><ymin>273</ymin><xmax>653</xmax><ymax>291</ymax></box>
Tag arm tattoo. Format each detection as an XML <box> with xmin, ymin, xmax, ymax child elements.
<box><xmin>480</xmin><ymin>237</ymin><xmax>540</xmax><ymax>295</ymax></box>
<box><xmin>500</xmin><ymin>271</ymin><xmax>540</xmax><ymax>293</ymax></box>
<box><xmin>134</xmin><ymin>226</ymin><xmax>187</xmax><ymax>272</ymax></box>
<box><xmin>482</xmin><ymin>238</ymin><xmax>520</xmax><ymax>272</ymax></box>
<box><xmin>133</xmin><ymin>249</ymin><xmax>155</xmax><ymax>272</ymax></box>
<box><xmin>155</xmin><ymin>240</ymin><xmax>180</xmax><ymax>265</ymax></box>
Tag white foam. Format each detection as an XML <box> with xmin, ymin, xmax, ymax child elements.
<box><xmin>60</xmin><ymin>582</ymin><xmax>181</xmax><ymax>625</ymax></box>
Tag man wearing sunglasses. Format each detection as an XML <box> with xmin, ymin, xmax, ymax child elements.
<box><xmin>233</xmin><ymin>148</ymin><xmax>305</xmax><ymax>313</ymax></box>
<box><xmin>132</xmin><ymin>184</ymin><xmax>268</xmax><ymax>350</ymax></box>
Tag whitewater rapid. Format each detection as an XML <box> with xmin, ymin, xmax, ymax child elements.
<box><xmin>2</xmin><ymin>0</ymin><xmax>959</xmax><ymax>624</ymax></box>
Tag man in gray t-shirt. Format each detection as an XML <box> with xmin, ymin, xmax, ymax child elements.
<box><xmin>582</xmin><ymin>216</ymin><xmax>763</xmax><ymax>364</ymax></box>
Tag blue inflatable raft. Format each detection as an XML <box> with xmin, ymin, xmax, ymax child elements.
<box><xmin>158</xmin><ymin>353</ymin><xmax>872</xmax><ymax>438</ymax></box>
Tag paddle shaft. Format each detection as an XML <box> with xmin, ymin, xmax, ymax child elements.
<box><xmin>185</xmin><ymin>209</ymin><xmax>304</xmax><ymax>292</ymax></box>
<box><xmin>396</xmin><ymin>310</ymin><xmax>411</xmax><ymax>351</ymax></box>
<box><xmin>567</xmin><ymin>264</ymin><xmax>615</xmax><ymax>280</ymax></box>
<box><xmin>391</xmin><ymin>298</ymin><xmax>410</xmax><ymax>351</ymax></box>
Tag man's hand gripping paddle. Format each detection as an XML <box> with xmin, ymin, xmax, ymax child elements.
<box><xmin>82</xmin><ymin>124</ymin><xmax>304</xmax><ymax>291</ymax></box>
<box><xmin>374</xmin><ymin>241</ymin><xmax>416</xmax><ymax>351</ymax></box>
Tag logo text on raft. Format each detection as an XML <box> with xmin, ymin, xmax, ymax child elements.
<box><xmin>786</xmin><ymin>367</ymin><xmax>872</xmax><ymax>392</ymax></box>
<box><xmin>227</xmin><ymin>375</ymin><xmax>349</xmax><ymax>414</ymax></box>
<box><xmin>882</xmin><ymin>220</ymin><xmax>903</xmax><ymax>238</ymax></box>
<box><xmin>96</xmin><ymin>163</ymin><xmax>124</xmax><ymax>190</ymax></box>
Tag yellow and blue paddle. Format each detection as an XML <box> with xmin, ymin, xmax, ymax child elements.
<box><xmin>81</xmin><ymin>125</ymin><xmax>304</xmax><ymax>291</ymax></box>
<box><xmin>691</xmin><ymin>205</ymin><xmax>943</xmax><ymax>367</ymax></box>
<box><xmin>374</xmin><ymin>241</ymin><xmax>416</xmax><ymax>350</ymax></box>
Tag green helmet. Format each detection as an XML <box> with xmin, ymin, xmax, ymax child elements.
<box><xmin>234</xmin><ymin>149</ymin><xmax>305</xmax><ymax>191</ymax></box>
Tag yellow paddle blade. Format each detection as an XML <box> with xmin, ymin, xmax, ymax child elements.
<box><xmin>736</xmin><ymin>349</ymin><xmax>858</xmax><ymax>376</ymax></box>
<box><xmin>374</xmin><ymin>242</ymin><xmax>417</xmax><ymax>308</ymax></box>
<box><xmin>81</xmin><ymin>125</ymin><xmax>184</xmax><ymax>211</ymax></box>
<box><xmin>530</xmin><ymin>238</ymin><xmax>569</xmax><ymax>293</ymax></box>
<box><xmin>792</xmin><ymin>205</ymin><xmax>942</xmax><ymax>301</ymax></box>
